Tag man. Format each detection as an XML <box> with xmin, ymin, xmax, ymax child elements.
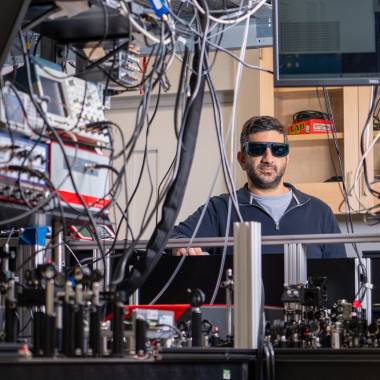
<box><xmin>171</xmin><ymin>116</ymin><xmax>345</xmax><ymax>258</ymax></box>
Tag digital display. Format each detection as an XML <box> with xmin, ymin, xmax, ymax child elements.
<box><xmin>274</xmin><ymin>0</ymin><xmax>380</xmax><ymax>86</ymax></box>
<box><xmin>40</xmin><ymin>76</ymin><xmax>67</xmax><ymax>117</ymax></box>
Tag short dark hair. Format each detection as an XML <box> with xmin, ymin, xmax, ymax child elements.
<box><xmin>240</xmin><ymin>116</ymin><xmax>288</xmax><ymax>149</ymax></box>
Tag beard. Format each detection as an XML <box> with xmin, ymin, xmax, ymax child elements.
<box><xmin>247</xmin><ymin>161</ymin><xmax>286</xmax><ymax>190</ymax></box>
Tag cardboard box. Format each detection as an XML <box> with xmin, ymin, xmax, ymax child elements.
<box><xmin>288</xmin><ymin>119</ymin><xmax>335</xmax><ymax>135</ymax></box>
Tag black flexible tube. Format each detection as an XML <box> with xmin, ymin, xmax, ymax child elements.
<box><xmin>115</xmin><ymin>17</ymin><xmax>207</xmax><ymax>294</ymax></box>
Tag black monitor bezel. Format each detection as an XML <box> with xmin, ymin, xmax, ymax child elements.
<box><xmin>273</xmin><ymin>0</ymin><xmax>380</xmax><ymax>87</ymax></box>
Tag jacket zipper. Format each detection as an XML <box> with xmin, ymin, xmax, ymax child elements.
<box><xmin>274</xmin><ymin>200</ymin><xmax>310</xmax><ymax>230</ymax></box>
<box><xmin>247</xmin><ymin>198</ymin><xmax>311</xmax><ymax>231</ymax></box>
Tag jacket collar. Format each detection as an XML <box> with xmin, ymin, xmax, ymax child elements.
<box><xmin>237</xmin><ymin>183</ymin><xmax>311</xmax><ymax>206</ymax></box>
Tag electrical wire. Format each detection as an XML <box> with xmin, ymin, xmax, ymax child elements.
<box><xmin>192</xmin><ymin>0</ymin><xmax>267</xmax><ymax>25</ymax></box>
<box><xmin>0</xmin><ymin>0</ymin><xmax>286</xmax><ymax>320</ymax></box>
<box><xmin>320</xmin><ymin>88</ymin><xmax>369</xmax><ymax>301</ymax></box>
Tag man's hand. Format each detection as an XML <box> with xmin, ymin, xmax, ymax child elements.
<box><xmin>172</xmin><ymin>247</ymin><xmax>204</xmax><ymax>256</ymax></box>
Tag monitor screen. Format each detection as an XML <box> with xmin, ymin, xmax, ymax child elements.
<box><xmin>40</xmin><ymin>76</ymin><xmax>67</xmax><ymax>117</ymax></box>
<box><xmin>274</xmin><ymin>0</ymin><xmax>380</xmax><ymax>87</ymax></box>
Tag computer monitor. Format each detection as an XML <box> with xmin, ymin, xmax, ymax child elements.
<box><xmin>0</xmin><ymin>1</ymin><xmax>31</xmax><ymax>69</ymax></box>
<box><xmin>273</xmin><ymin>0</ymin><xmax>380</xmax><ymax>87</ymax></box>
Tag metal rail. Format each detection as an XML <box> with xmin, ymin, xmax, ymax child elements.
<box><xmin>1</xmin><ymin>232</ymin><xmax>379</xmax><ymax>250</ymax></box>
<box><xmin>65</xmin><ymin>232</ymin><xmax>380</xmax><ymax>251</ymax></box>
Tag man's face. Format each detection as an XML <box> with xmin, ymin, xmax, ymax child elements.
<box><xmin>238</xmin><ymin>130</ymin><xmax>289</xmax><ymax>190</ymax></box>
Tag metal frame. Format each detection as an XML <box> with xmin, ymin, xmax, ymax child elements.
<box><xmin>284</xmin><ymin>243</ymin><xmax>307</xmax><ymax>286</ymax></box>
<box><xmin>355</xmin><ymin>258</ymin><xmax>372</xmax><ymax>324</ymax></box>
<box><xmin>233</xmin><ymin>222</ymin><xmax>262</xmax><ymax>349</ymax></box>
<box><xmin>65</xmin><ymin>232</ymin><xmax>380</xmax><ymax>250</ymax></box>
<box><xmin>0</xmin><ymin>232</ymin><xmax>378</xmax><ymax>251</ymax></box>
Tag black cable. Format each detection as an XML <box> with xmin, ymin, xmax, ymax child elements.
<box><xmin>360</xmin><ymin>87</ymin><xmax>380</xmax><ymax>198</ymax></box>
<box><xmin>70</xmin><ymin>42</ymin><xmax>158</xmax><ymax>93</ymax></box>
<box><xmin>204</xmin><ymin>61</ymin><xmax>243</xmax><ymax>220</ymax></box>
<box><xmin>82</xmin><ymin>23</ymin><xmax>172</xmax><ymax>271</ymax></box>
<box><xmin>155</xmin><ymin>158</ymin><xmax>175</xmax><ymax>226</ymax></box>
<box><xmin>112</xmin><ymin>5</ymin><xmax>209</xmax><ymax>291</ymax></box>
<box><xmin>263</xmin><ymin>342</ymin><xmax>271</xmax><ymax>380</ymax></box>
<box><xmin>103</xmin><ymin>42</ymin><xmax>118</xmax><ymax>105</ymax></box>
<box><xmin>268</xmin><ymin>340</ymin><xmax>276</xmax><ymax>380</ymax></box>
<box><xmin>321</xmin><ymin>88</ymin><xmax>369</xmax><ymax>301</ymax></box>
<box><xmin>18</xmin><ymin>33</ymin><xmax>108</xmax><ymax>271</ymax></box>
<box><xmin>93</xmin><ymin>121</ymin><xmax>134</xmax><ymax>241</ymax></box>
<box><xmin>33</xmin><ymin>35</ymin><xmax>42</xmax><ymax>57</ymax></box>
<box><xmin>174</xmin><ymin>47</ymin><xmax>190</xmax><ymax>138</ymax></box>
<box><xmin>139</xmin><ymin>84</ymin><xmax>163</xmax><ymax>230</ymax></box>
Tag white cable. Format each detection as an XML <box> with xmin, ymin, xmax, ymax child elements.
<box><xmin>348</xmin><ymin>87</ymin><xmax>378</xmax><ymax>212</ymax></box>
<box><xmin>191</xmin><ymin>0</ymin><xmax>267</xmax><ymax>25</ymax></box>
<box><xmin>353</xmin><ymin>132</ymin><xmax>380</xmax><ymax>202</ymax></box>
<box><xmin>120</xmin><ymin>1</ymin><xmax>172</xmax><ymax>45</ymax></box>
<box><xmin>163</xmin><ymin>22</ymin><xmax>178</xmax><ymax>72</ymax></box>
<box><xmin>65</xmin><ymin>243</ymin><xmax>82</xmax><ymax>267</ymax></box>
<box><xmin>202</xmin><ymin>8</ymin><xmax>252</xmax><ymax>221</ymax></box>
<box><xmin>229</xmin><ymin>9</ymin><xmax>250</xmax><ymax>179</ymax></box>
<box><xmin>209</xmin><ymin>7</ymin><xmax>251</xmax><ymax>222</ymax></box>
<box><xmin>208</xmin><ymin>40</ymin><xmax>272</xmax><ymax>73</ymax></box>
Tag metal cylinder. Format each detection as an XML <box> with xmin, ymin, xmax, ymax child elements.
<box><xmin>74</xmin><ymin>306</ymin><xmax>84</xmax><ymax>355</ymax></box>
<box><xmin>191</xmin><ymin>307</ymin><xmax>202</xmax><ymax>347</ymax></box>
<box><xmin>46</xmin><ymin>279</ymin><xmax>55</xmax><ymax>316</ymax></box>
<box><xmin>44</xmin><ymin>315</ymin><xmax>56</xmax><ymax>357</ymax></box>
<box><xmin>45</xmin><ymin>279</ymin><xmax>56</xmax><ymax>356</ymax></box>
<box><xmin>63</xmin><ymin>301</ymin><xmax>75</xmax><ymax>356</ymax></box>
<box><xmin>53</xmin><ymin>222</ymin><xmax>64</xmax><ymax>272</ymax></box>
<box><xmin>90</xmin><ymin>306</ymin><xmax>101</xmax><ymax>356</ymax></box>
<box><xmin>4</xmin><ymin>280</ymin><xmax>17</xmax><ymax>342</ymax></box>
<box><xmin>4</xmin><ymin>299</ymin><xmax>17</xmax><ymax>342</ymax></box>
<box><xmin>225</xmin><ymin>269</ymin><xmax>233</xmax><ymax>341</ymax></box>
<box><xmin>331</xmin><ymin>322</ymin><xmax>343</xmax><ymax>349</ymax></box>
<box><xmin>33</xmin><ymin>311</ymin><xmax>44</xmax><ymax>356</ymax></box>
<box><xmin>135</xmin><ymin>318</ymin><xmax>147</xmax><ymax>355</ymax></box>
<box><xmin>55</xmin><ymin>305</ymin><xmax>63</xmax><ymax>352</ymax></box>
<box><xmin>112</xmin><ymin>300</ymin><xmax>124</xmax><ymax>356</ymax></box>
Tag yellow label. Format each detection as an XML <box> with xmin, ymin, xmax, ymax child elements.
<box><xmin>288</xmin><ymin>121</ymin><xmax>306</xmax><ymax>134</ymax></box>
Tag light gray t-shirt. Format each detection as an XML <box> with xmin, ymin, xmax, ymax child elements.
<box><xmin>250</xmin><ymin>190</ymin><xmax>293</xmax><ymax>224</ymax></box>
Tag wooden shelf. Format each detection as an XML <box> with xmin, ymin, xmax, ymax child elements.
<box><xmin>294</xmin><ymin>182</ymin><xmax>344</xmax><ymax>214</ymax></box>
<box><xmin>275</xmin><ymin>87</ymin><xmax>342</xmax><ymax>94</ymax></box>
<box><xmin>289</xmin><ymin>132</ymin><xmax>344</xmax><ymax>142</ymax></box>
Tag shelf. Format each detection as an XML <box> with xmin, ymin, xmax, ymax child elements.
<box><xmin>275</xmin><ymin>87</ymin><xmax>342</xmax><ymax>94</ymax></box>
<box><xmin>294</xmin><ymin>182</ymin><xmax>344</xmax><ymax>214</ymax></box>
<box><xmin>289</xmin><ymin>133</ymin><xmax>344</xmax><ymax>142</ymax></box>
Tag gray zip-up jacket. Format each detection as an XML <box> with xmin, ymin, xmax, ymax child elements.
<box><xmin>171</xmin><ymin>183</ymin><xmax>346</xmax><ymax>258</ymax></box>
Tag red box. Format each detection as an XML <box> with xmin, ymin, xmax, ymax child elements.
<box><xmin>288</xmin><ymin>119</ymin><xmax>335</xmax><ymax>135</ymax></box>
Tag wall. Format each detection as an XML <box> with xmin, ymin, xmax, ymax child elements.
<box><xmin>105</xmin><ymin>46</ymin><xmax>380</xmax><ymax>260</ymax></box>
<box><xmin>105</xmin><ymin>51</ymin><xmax>259</xmax><ymax>239</ymax></box>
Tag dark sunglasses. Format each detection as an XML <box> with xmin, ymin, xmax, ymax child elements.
<box><xmin>243</xmin><ymin>141</ymin><xmax>289</xmax><ymax>157</ymax></box>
